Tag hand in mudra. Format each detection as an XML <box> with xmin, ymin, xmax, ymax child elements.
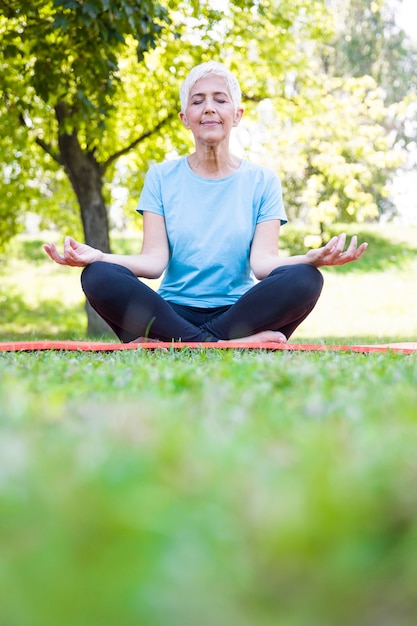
<box><xmin>306</xmin><ymin>233</ymin><xmax>367</xmax><ymax>268</ymax></box>
<box><xmin>43</xmin><ymin>236</ymin><xmax>103</xmax><ymax>267</ymax></box>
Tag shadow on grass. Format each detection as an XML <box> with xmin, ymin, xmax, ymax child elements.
<box><xmin>280</xmin><ymin>226</ymin><xmax>417</xmax><ymax>273</ymax></box>
<box><xmin>0</xmin><ymin>291</ymin><xmax>93</xmax><ymax>341</ymax></box>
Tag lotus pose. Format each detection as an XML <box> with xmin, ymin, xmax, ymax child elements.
<box><xmin>44</xmin><ymin>61</ymin><xmax>367</xmax><ymax>343</ymax></box>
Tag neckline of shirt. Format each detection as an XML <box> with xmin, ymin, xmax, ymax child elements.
<box><xmin>184</xmin><ymin>156</ymin><xmax>245</xmax><ymax>181</ymax></box>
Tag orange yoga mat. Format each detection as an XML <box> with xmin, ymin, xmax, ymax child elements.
<box><xmin>0</xmin><ymin>340</ymin><xmax>416</xmax><ymax>354</ymax></box>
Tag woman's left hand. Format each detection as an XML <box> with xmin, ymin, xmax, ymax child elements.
<box><xmin>306</xmin><ymin>233</ymin><xmax>368</xmax><ymax>268</ymax></box>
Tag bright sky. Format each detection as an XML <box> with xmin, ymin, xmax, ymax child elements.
<box><xmin>396</xmin><ymin>0</ymin><xmax>417</xmax><ymax>39</ymax></box>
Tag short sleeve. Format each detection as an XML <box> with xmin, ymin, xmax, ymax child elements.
<box><xmin>136</xmin><ymin>165</ymin><xmax>164</xmax><ymax>216</ymax></box>
<box><xmin>257</xmin><ymin>169</ymin><xmax>287</xmax><ymax>225</ymax></box>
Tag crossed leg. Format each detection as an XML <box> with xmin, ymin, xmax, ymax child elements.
<box><xmin>204</xmin><ymin>264</ymin><xmax>323</xmax><ymax>341</ymax></box>
<box><xmin>81</xmin><ymin>262</ymin><xmax>323</xmax><ymax>343</ymax></box>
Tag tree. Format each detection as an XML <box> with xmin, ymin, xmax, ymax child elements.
<box><xmin>237</xmin><ymin>0</ymin><xmax>415</xmax><ymax>230</ymax></box>
<box><xmin>1</xmin><ymin>0</ymin><xmax>335</xmax><ymax>334</ymax></box>
<box><xmin>327</xmin><ymin>0</ymin><xmax>417</xmax><ymax>173</ymax></box>
<box><xmin>250</xmin><ymin>75</ymin><xmax>403</xmax><ymax>230</ymax></box>
<box><xmin>8</xmin><ymin>1</ymin><xmax>409</xmax><ymax>328</ymax></box>
<box><xmin>0</xmin><ymin>0</ymin><xmax>217</xmax><ymax>332</ymax></box>
<box><xmin>330</xmin><ymin>0</ymin><xmax>417</xmax><ymax>105</ymax></box>
<box><xmin>1</xmin><ymin>0</ymin><xmax>172</xmax><ymax>253</ymax></box>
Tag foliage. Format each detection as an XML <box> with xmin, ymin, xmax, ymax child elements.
<box><xmin>0</xmin><ymin>100</ymin><xmax>79</xmax><ymax>246</ymax></box>
<box><xmin>1</xmin><ymin>0</ymin><xmax>169</xmax><ymax>126</ymax></box>
<box><xmin>249</xmin><ymin>75</ymin><xmax>403</xmax><ymax>224</ymax></box>
<box><xmin>0</xmin><ymin>0</ymin><xmax>168</xmax><ymax>247</ymax></box>
<box><xmin>0</xmin><ymin>0</ymin><xmax>415</xmax><ymax>255</ymax></box>
<box><xmin>328</xmin><ymin>0</ymin><xmax>417</xmax><ymax>163</ymax></box>
<box><xmin>330</xmin><ymin>0</ymin><xmax>417</xmax><ymax>105</ymax></box>
<box><xmin>1</xmin><ymin>347</ymin><xmax>417</xmax><ymax>625</ymax></box>
<box><xmin>237</xmin><ymin>0</ymin><xmax>416</xmax><ymax>225</ymax></box>
<box><xmin>0</xmin><ymin>0</ymin><xmax>352</xmax><ymax>250</ymax></box>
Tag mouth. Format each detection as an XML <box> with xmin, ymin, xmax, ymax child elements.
<box><xmin>201</xmin><ymin>120</ymin><xmax>221</xmax><ymax>126</ymax></box>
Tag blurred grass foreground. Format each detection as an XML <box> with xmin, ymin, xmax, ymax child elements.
<box><xmin>0</xmin><ymin>223</ymin><xmax>417</xmax><ymax>626</ymax></box>
<box><xmin>1</xmin><ymin>348</ymin><xmax>417</xmax><ymax>626</ymax></box>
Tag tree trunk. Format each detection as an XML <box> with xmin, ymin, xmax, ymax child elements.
<box><xmin>57</xmin><ymin>133</ymin><xmax>110</xmax><ymax>251</ymax></box>
<box><xmin>56</xmin><ymin>107</ymin><xmax>112</xmax><ymax>336</ymax></box>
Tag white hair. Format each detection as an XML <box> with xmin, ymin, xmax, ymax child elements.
<box><xmin>179</xmin><ymin>61</ymin><xmax>242</xmax><ymax>112</ymax></box>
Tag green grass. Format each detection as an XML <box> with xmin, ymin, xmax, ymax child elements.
<box><xmin>1</xmin><ymin>349</ymin><xmax>417</xmax><ymax>625</ymax></box>
<box><xmin>1</xmin><ymin>225</ymin><xmax>417</xmax><ymax>625</ymax></box>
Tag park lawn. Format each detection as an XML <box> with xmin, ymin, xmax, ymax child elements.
<box><xmin>1</xmin><ymin>223</ymin><xmax>417</xmax><ymax>625</ymax></box>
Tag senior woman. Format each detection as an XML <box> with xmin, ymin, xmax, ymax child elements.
<box><xmin>44</xmin><ymin>61</ymin><xmax>367</xmax><ymax>343</ymax></box>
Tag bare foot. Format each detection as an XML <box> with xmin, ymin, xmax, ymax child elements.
<box><xmin>130</xmin><ymin>331</ymin><xmax>287</xmax><ymax>344</ymax></box>
<box><xmin>226</xmin><ymin>330</ymin><xmax>287</xmax><ymax>343</ymax></box>
<box><xmin>129</xmin><ymin>336</ymin><xmax>161</xmax><ymax>343</ymax></box>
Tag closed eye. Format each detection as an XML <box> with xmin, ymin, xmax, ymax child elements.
<box><xmin>191</xmin><ymin>98</ymin><xmax>227</xmax><ymax>106</ymax></box>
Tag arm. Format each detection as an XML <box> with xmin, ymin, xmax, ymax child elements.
<box><xmin>43</xmin><ymin>212</ymin><xmax>169</xmax><ymax>279</ymax></box>
<box><xmin>250</xmin><ymin>220</ymin><xmax>368</xmax><ymax>280</ymax></box>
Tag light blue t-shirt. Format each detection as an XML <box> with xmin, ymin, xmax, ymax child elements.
<box><xmin>137</xmin><ymin>156</ymin><xmax>287</xmax><ymax>307</ymax></box>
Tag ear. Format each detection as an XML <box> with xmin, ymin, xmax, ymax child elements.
<box><xmin>179</xmin><ymin>111</ymin><xmax>190</xmax><ymax>128</ymax></box>
<box><xmin>233</xmin><ymin>107</ymin><xmax>244</xmax><ymax>127</ymax></box>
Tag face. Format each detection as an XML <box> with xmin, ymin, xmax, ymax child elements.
<box><xmin>179</xmin><ymin>75</ymin><xmax>243</xmax><ymax>145</ymax></box>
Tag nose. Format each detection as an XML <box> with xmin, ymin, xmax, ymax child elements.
<box><xmin>204</xmin><ymin>97</ymin><xmax>216</xmax><ymax>113</ymax></box>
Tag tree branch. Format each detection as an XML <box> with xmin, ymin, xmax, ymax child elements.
<box><xmin>18</xmin><ymin>113</ymin><xmax>62</xmax><ymax>165</ymax></box>
<box><xmin>35</xmin><ymin>137</ymin><xmax>63</xmax><ymax>165</ymax></box>
<box><xmin>0</xmin><ymin>0</ymin><xmax>15</xmax><ymax>18</ymax></box>
<box><xmin>241</xmin><ymin>92</ymin><xmax>265</xmax><ymax>103</ymax></box>
<box><xmin>102</xmin><ymin>112</ymin><xmax>176</xmax><ymax>172</ymax></box>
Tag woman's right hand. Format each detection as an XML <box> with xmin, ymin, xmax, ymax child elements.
<box><xmin>43</xmin><ymin>236</ymin><xmax>103</xmax><ymax>267</ymax></box>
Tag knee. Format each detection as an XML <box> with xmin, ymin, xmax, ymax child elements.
<box><xmin>302</xmin><ymin>263</ymin><xmax>324</xmax><ymax>291</ymax></box>
<box><xmin>81</xmin><ymin>261</ymin><xmax>112</xmax><ymax>297</ymax></box>
<box><xmin>296</xmin><ymin>264</ymin><xmax>324</xmax><ymax>298</ymax></box>
<box><xmin>271</xmin><ymin>263</ymin><xmax>324</xmax><ymax>297</ymax></box>
<box><xmin>81</xmin><ymin>262</ymin><xmax>97</xmax><ymax>291</ymax></box>
<box><xmin>81</xmin><ymin>261</ymin><xmax>138</xmax><ymax>301</ymax></box>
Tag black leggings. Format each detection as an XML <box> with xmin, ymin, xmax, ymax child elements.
<box><xmin>81</xmin><ymin>262</ymin><xmax>324</xmax><ymax>343</ymax></box>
